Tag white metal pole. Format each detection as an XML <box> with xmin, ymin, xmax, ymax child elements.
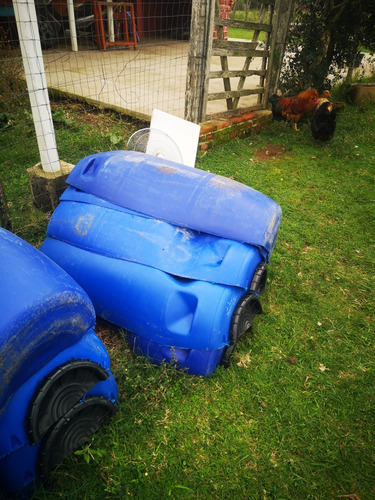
<box><xmin>13</xmin><ymin>0</ymin><xmax>61</xmax><ymax>173</ymax></box>
<box><xmin>67</xmin><ymin>0</ymin><xmax>78</xmax><ymax>52</ymax></box>
<box><xmin>106</xmin><ymin>0</ymin><xmax>115</xmax><ymax>43</ymax></box>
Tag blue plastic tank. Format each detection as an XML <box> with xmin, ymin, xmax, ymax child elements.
<box><xmin>41</xmin><ymin>237</ymin><xmax>245</xmax><ymax>350</ymax></box>
<box><xmin>48</xmin><ymin>187</ymin><xmax>263</xmax><ymax>289</ymax></box>
<box><xmin>65</xmin><ymin>150</ymin><xmax>281</xmax><ymax>261</ymax></box>
<box><xmin>41</xmin><ymin>151</ymin><xmax>281</xmax><ymax>376</ymax></box>
<box><xmin>0</xmin><ymin>228</ymin><xmax>118</xmax><ymax>498</ymax></box>
<box><xmin>0</xmin><ymin>227</ymin><xmax>95</xmax><ymax>413</ymax></box>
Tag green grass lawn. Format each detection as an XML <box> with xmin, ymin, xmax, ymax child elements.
<box><xmin>1</xmin><ymin>100</ymin><xmax>375</xmax><ymax>499</ymax></box>
<box><xmin>228</xmin><ymin>9</ymin><xmax>266</xmax><ymax>41</ymax></box>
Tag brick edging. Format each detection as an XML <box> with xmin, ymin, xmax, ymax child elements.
<box><xmin>199</xmin><ymin>109</ymin><xmax>272</xmax><ymax>150</ymax></box>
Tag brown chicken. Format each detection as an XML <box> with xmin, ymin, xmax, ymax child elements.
<box><xmin>270</xmin><ymin>89</ymin><xmax>320</xmax><ymax>131</ymax></box>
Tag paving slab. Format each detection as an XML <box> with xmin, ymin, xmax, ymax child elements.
<box><xmin>43</xmin><ymin>39</ymin><xmax>262</xmax><ymax>120</ymax></box>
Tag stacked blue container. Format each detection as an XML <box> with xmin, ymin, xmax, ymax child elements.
<box><xmin>41</xmin><ymin>151</ymin><xmax>282</xmax><ymax>376</ymax></box>
<box><xmin>0</xmin><ymin>228</ymin><xmax>118</xmax><ymax>498</ymax></box>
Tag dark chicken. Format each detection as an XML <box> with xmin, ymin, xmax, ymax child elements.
<box><xmin>269</xmin><ymin>94</ymin><xmax>285</xmax><ymax>122</ymax></box>
<box><xmin>311</xmin><ymin>91</ymin><xmax>336</xmax><ymax>141</ymax></box>
<box><xmin>269</xmin><ymin>89</ymin><xmax>320</xmax><ymax>131</ymax></box>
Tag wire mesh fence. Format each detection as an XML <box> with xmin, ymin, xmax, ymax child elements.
<box><xmin>0</xmin><ymin>0</ymin><xmax>198</xmax><ymax>240</ymax></box>
<box><xmin>0</xmin><ymin>0</ymin><xmax>277</xmax><ymax>240</ymax></box>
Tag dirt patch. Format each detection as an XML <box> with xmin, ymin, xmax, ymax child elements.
<box><xmin>255</xmin><ymin>143</ymin><xmax>286</xmax><ymax>161</ymax></box>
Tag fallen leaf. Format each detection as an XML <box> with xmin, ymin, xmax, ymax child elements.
<box><xmin>289</xmin><ymin>356</ymin><xmax>298</xmax><ymax>365</ymax></box>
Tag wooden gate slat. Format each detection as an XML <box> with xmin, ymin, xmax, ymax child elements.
<box><xmin>215</xmin><ymin>0</ymin><xmax>233</xmax><ymax>110</ymax></box>
<box><xmin>213</xmin><ymin>40</ymin><xmax>258</xmax><ymax>50</ymax></box>
<box><xmin>209</xmin><ymin>69</ymin><xmax>267</xmax><ymax>78</ymax></box>
<box><xmin>208</xmin><ymin>88</ymin><xmax>264</xmax><ymax>101</ymax></box>
<box><xmin>212</xmin><ymin>48</ymin><xmax>269</xmax><ymax>57</ymax></box>
<box><xmin>232</xmin><ymin>4</ymin><xmax>268</xmax><ymax>109</ymax></box>
<box><xmin>214</xmin><ymin>19</ymin><xmax>272</xmax><ymax>32</ymax></box>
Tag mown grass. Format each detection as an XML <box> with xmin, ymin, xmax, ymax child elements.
<box><xmin>0</xmin><ymin>101</ymin><xmax>138</xmax><ymax>245</ymax></box>
<box><xmin>1</xmin><ymin>100</ymin><xmax>374</xmax><ymax>499</ymax></box>
<box><xmin>228</xmin><ymin>9</ymin><xmax>266</xmax><ymax>41</ymax></box>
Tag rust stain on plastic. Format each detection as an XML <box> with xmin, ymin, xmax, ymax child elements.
<box><xmin>155</xmin><ymin>164</ymin><xmax>199</xmax><ymax>179</ymax></box>
<box><xmin>157</xmin><ymin>165</ymin><xmax>178</xmax><ymax>175</ymax></box>
<box><xmin>74</xmin><ymin>214</ymin><xmax>95</xmax><ymax>236</ymax></box>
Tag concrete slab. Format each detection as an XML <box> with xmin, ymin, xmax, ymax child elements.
<box><xmin>43</xmin><ymin>39</ymin><xmax>263</xmax><ymax>121</ymax></box>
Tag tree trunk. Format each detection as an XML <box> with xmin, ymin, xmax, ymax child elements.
<box><xmin>301</xmin><ymin>0</ymin><xmax>351</xmax><ymax>88</ymax></box>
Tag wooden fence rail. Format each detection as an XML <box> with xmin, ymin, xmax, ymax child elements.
<box><xmin>185</xmin><ymin>0</ymin><xmax>296</xmax><ymax>123</ymax></box>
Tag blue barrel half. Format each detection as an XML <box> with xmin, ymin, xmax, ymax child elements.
<box><xmin>47</xmin><ymin>188</ymin><xmax>262</xmax><ymax>289</ymax></box>
<box><xmin>0</xmin><ymin>228</ymin><xmax>95</xmax><ymax>412</ymax></box>
<box><xmin>41</xmin><ymin>236</ymin><xmax>248</xmax><ymax>348</ymax></box>
<box><xmin>0</xmin><ymin>228</ymin><xmax>118</xmax><ymax>498</ymax></box>
<box><xmin>66</xmin><ymin>151</ymin><xmax>282</xmax><ymax>261</ymax></box>
<box><xmin>42</xmin><ymin>151</ymin><xmax>282</xmax><ymax>376</ymax></box>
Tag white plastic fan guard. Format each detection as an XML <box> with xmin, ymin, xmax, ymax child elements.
<box><xmin>126</xmin><ymin>128</ymin><xmax>183</xmax><ymax>164</ymax></box>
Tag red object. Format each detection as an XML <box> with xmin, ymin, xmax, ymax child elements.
<box><xmin>274</xmin><ymin>89</ymin><xmax>320</xmax><ymax>131</ymax></box>
<box><xmin>213</xmin><ymin>0</ymin><xmax>234</xmax><ymax>40</ymax></box>
<box><xmin>94</xmin><ymin>1</ymin><xmax>137</xmax><ymax>50</ymax></box>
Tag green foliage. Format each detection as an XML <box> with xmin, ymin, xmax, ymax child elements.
<box><xmin>229</xmin><ymin>8</ymin><xmax>266</xmax><ymax>41</ymax></box>
<box><xmin>331</xmin><ymin>81</ymin><xmax>354</xmax><ymax>102</ymax></box>
<box><xmin>51</xmin><ymin>109</ymin><xmax>76</xmax><ymax>127</ymax></box>
<box><xmin>357</xmin><ymin>60</ymin><xmax>375</xmax><ymax>84</ymax></box>
<box><xmin>332</xmin><ymin>63</ymin><xmax>375</xmax><ymax>103</ymax></box>
<box><xmin>20</xmin><ymin>101</ymin><xmax>375</xmax><ymax>500</ymax></box>
<box><xmin>230</xmin><ymin>8</ymin><xmax>259</xmax><ymax>23</ymax></box>
<box><xmin>0</xmin><ymin>100</ymin><xmax>137</xmax><ymax>245</ymax></box>
<box><xmin>280</xmin><ymin>0</ymin><xmax>375</xmax><ymax>93</ymax></box>
<box><xmin>74</xmin><ymin>442</ymin><xmax>106</xmax><ymax>464</ymax></box>
<box><xmin>0</xmin><ymin>49</ymin><xmax>29</xmax><ymax>119</ymax></box>
<box><xmin>103</xmin><ymin>131</ymin><xmax>125</xmax><ymax>146</ymax></box>
<box><xmin>0</xmin><ymin>112</ymin><xmax>13</xmax><ymax>131</ymax></box>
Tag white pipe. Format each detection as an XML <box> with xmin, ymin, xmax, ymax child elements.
<box><xmin>67</xmin><ymin>0</ymin><xmax>78</xmax><ymax>52</ymax></box>
<box><xmin>13</xmin><ymin>0</ymin><xmax>60</xmax><ymax>173</ymax></box>
<box><xmin>107</xmin><ymin>0</ymin><xmax>115</xmax><ymax>43</ymax></box>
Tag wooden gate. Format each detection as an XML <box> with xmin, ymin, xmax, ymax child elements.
<box><xmin>185</xmin><ymin>0</ymin><xmax>295</xmax><ymax>123</ymax></box>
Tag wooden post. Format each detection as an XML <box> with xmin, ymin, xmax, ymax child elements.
<box><xmin>185</xmin><ymin>0</ymin><xmax>216</xmax><ymax>124</ymax></box>
<box><xmin>265</xmin><ymin>0</ymin><xmax>296</xmax><ymax>100</ymax></box>
<box><xmin>215</xmin><ymin>0</ymin><xmax>233</xmax><ymax>111</ymax></box>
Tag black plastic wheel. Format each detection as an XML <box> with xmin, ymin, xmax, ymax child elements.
<box><xmin>27</xmin><ymin>360</ymin><xmax>109</xmax><ymax>444</ymax></box>
<box><xmin>38</xmin><ymin>396</ymin><xmax>117</xmax><ymax>480</ymax></box>
<box><xmin>221</xmin><ymin>293</ymin><xmax>262</xmax><ymax>368</ymax></box>
<box><xmin>249</xmin><ymin>263</ymin><xmax>268</xmax><ymax>295</ymax></box>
